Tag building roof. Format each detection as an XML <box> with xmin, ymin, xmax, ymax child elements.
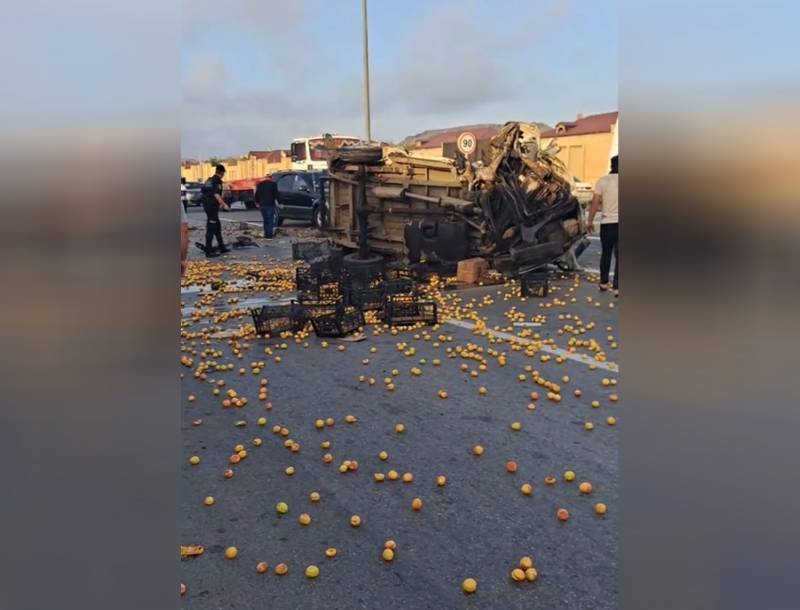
<box><xmin>540</xmin><ymin>111</ymin><xmax>618</xmax><ymax>139</ymax></box>
<box><xmin>414</xmin><ymin>125</ymin><xmax>502</xmax><ymax>149</ymax></box>
<box><xmin>248</xmin><ymin>149</ymin><xmax>288</xmax><ymax>163</ymax></box>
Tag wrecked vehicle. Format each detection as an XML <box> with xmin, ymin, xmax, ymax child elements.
<box><xmin>325</xmin><ymin>122</ymin><xmax>586</xmax><ymax>276</ymax></box>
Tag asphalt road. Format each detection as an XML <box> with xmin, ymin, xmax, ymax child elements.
<box><xmin>180</xmin><ymin>241</ymin><xmax>618</xmax><ymax>609</ymax></box>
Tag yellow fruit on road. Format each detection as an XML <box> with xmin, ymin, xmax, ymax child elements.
<box><xmin>519</xmin><ymin>556</ymin><xmax>533</xmax><ymax>569</ymax></box>
<box><xmin>382</xmin><ymin>548</ymin><xmax>395</xmax><ymax>561</ymax></box>
<box><xmin>253</xmin><ymin>438</ymin><xmax>262</xmax><ymax>447</ymax></box>
<box><xmin>189</xmin><ymin>456</ymin><xmax>200</xmax><ymax>465</ymax></box>
<box><xmin>564</xmin><ymin>470</ymin><xmax>576</xmax><ymax>482</ymax></box>
<box><xmin>402</xmin><ymin>472</ymin><xmax>414</xmax><ymax>483</ymax></box>
<box><xmin>520</xmin><ymin>483</ymin><xmax>533</xmax><ymax>495</ymax></box>
<box><xmin>315</xmin><ymin>419</ymin><xmax>325</xmax><ymax>429</ymax></box>
<box><xmin>462</xmin><ymin>578</ymin><xmax>477</xmax><ymax>593</ymax></box>
<box><xmin>285</xmin><ymin>466</ymin><xmax>295</xmax><ymax>476</ymax></box>
<box><xmin>607</xmin><ymin>416</ymin><xmax>617</xmax><ymax>426</ymax></box>
<box><xmin>585</xmin><ymin>422</ymin><xmax>594</xmax><ymax>430</ymax></box>
<box><xmin>350</xmin><ymin>515</ymin><xmax>361</xmax><ymax>527</ymax></box>
<box><xmin>224</xmin><ymin>546</ymin><xmax>238</xmax><ymax>560</ymax></box>
<box><xmin>384</xmin><ymin>540</ymin><xmax>396</xmax><ymax>549</ymax></box>
<box><xmin>437</xmin><ymin>475</ymin><xmax>447</xmax><ymax>487</ymax></box>
<box><xmin>511</xmin><ymin>421</ymin><xmax>521</xmax><ymax>431</ymax></box>
<box><xmin>395</xmin><ymin>423</ymin><xmax>405</xmax><ymax>433</ymax></box>
<box><xmin>525</xmin><ymin>567</ymin><xmax>538</xmax><ymax>582</ymax></box>
<box><xmin>256</xmin><ymin>561</ymin><xmax>268</xmax><ymax>573</ymax></box>
<box><xmin>479</xmin><ymin>386</ymin><xmax>488</xmax><ymax>395</ymax></box>
<box><xmin>411</xmin><ymin>497</ymin><xmax>423</xmax><ymax>511</ymax></box>
<box><xmin>325</xmin><ymin>547</ymin><xmax>337</xmax><ymax>558</ymax></box>
<box><xmin>310</xmin><ymin>491</ymin><xmax>321</xmax><ymax>502</ymax></box>
<box><xmin>387</xmin><ymin>470</ymin><xmax>398</xmax><ymax>480</ymax></box>
<box><xmin>276</xmin><ymin>502</ymin><xmax>289</xmax><ymax>514</ymax></box>
<box><xmin>298</xmin><ymin>513</ymin><xmax>311</xmax><ymax>525</ymax></box>
<box><xmin>180</xmin><ymin>583</ymin><xmax>186</xmax><ymax>596</ymax></box>
<box><xmin>591</xmin><ymin>400</ymin><xmax>600</xmax><ymax>408</ymax></box>
<box><xmin>275</xmin><ymin>563</ymin><xmax>288</xmax><ymax>575</ymax></box>
<box><xmin>595</xmin><ymin>502</ymin><xmax>608</xmax><ymax>515</ymax></box>
<box><xmin>511</xmin><ymin>568</ymin><xmax>526</xmax><ymax>582</ymax></box>
<box><xmin>579</xmin><ymin>482</ymin><xmax>593</xmax><ymax>494</ymax></box>
<box><xmin>379</xmin><ymin>451</ymin><xmax>388</xmax><ymax>460</ymax></box>
<box><xmin>374</xmin><ymin>473</ymin><xmax>385</xmax><ymax>482</ymax></box>
<box><xmin>321</xmin><ymin>440</ymin><xmax>331</xmax><ymax>449</ymax></box>
<box><xmin>473</xmin><ymin>445</ymin><xmax>484</xmax><ymax>456</ymax></box>
<box><xmin>203</xmin><ymin>496</ymin><xmax>214</xmax><ymax>506</ymax></box>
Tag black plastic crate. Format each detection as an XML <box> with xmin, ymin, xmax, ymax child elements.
<box><xmin>520</xmin><ymin>270</ymin><xmax>549</xmax><ymax>297</ymax></box>
<box><xmin>311</xmin><ymin>306</ymin><xmax>365</xmax><ymax>338</ymax></box>
<box><xmin>297</xmin><ymin>300</ymin><xmax>341</xmax><ymax>321</ymax></box>
<box><xmin>292</xmin><ymin>241</ymin><xmax>327</xmax><ymax>261</ymax></box>
<box><xmin>347</xmin><ymin>287</ymin><xmax>385</xmax><ymax>311</ymax></box>
<box><xmin>384</xmin><ymin>297</ymin><xmax>438</xmax><ymax>326</ymax></box>
<box><xmin>383</xmin><ymin>277</ymin><xmax>415</xmax><ymax>296</ymax></box>
<box><xmin>296</xmin><ymin>267</ymin><xmax>344</xmax><ymax>303</ymax></box>
<box><xmin>250</xmin><ymin>303</ymin><xmax>305</xmax><ymax>336</ymax></box>
<box><xmin>343</xmin><ymin>259</ymin><xmax>385</xmax><ymax>291</ymax></box>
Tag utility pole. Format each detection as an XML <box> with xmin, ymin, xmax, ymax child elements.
<box><xmin>361</xmin><ymin>0</ymin><xmax>372</xmax><ymax>143</ymax></box>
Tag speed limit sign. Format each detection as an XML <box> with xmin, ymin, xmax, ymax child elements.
<box><xmin>457</xmin><ymin>132</ymin><xmax>477</xmax><ymax>156</ymax></box>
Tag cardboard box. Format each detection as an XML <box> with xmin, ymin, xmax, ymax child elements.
<box><xmin>457</xmin><ymin>258</ymin><xmax>488</xmax><ymax>284</ymax></box>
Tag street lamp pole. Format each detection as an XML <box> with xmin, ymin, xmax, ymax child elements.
<box><xmin>361</xmin><ymin>0</ymin><xmax>372</xmax><ymax>143</ymax></box>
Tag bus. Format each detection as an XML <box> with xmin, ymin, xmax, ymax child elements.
<box><xmin>290</xmin><ymin>135</ymin><xmax>361</xmax><ymax>171</ymax></box>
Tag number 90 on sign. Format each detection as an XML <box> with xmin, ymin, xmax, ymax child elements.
<box><xmin>457</xmin><ymin>132</ymin><xmax>477</xmax><ymax>156</ymax></box>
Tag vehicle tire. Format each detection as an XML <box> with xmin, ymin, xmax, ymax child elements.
<box><xmin>343</xmin><ymin>252</ymin><xmax>384</xmax><ymax>268</ymax></box>
<box><xmin>331</xmin><ymin>145</ymin><xmax>383</xmax><ymax>166</ymax></box>
<box><xmin>312</xmin><ymin>205</ymin><xmax>325</xmax><ymax>229</ymax></box>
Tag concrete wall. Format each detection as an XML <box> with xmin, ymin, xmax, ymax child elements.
<box><xmin>541</xmin><ymin>131</ymin><xmax>614</xmax><ymax>186</ymax></box>
<box><xmin>181</xmin><ymin>154</ymin><xmax>291</xmax><ymax>183</ymax></box>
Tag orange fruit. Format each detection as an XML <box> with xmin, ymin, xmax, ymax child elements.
<box><xmin>506</xmin><ymin>461</ymin><xmax>518</xmax><ymax>473</ymax></box>
<box><xmin>275</xmin><ymin>563</ymin><xmax>288</xmax><ymax>575</ymax></box>
<box><xmin>411</xmin><ymin>498</ymin><xmax>423</xmax><ymax>511</ymax></box>
<box><xmin>579</xmin><ymin>482</ymin><xmax>593</xmax><ymax>494</ymax></box>
<box><xmin>557</xmin><ymin>508</ymin><xmax>570</xmax><ymax>521</ymax></box>
<box><xmin>350</xmin><ymin>515</ymin><xmax>361</xmax><ymax>527</ymax></box>
<box><xmin>256</xmin><ymin>561</ymin><xmax>268</xmax><ymax>574</ymax></box>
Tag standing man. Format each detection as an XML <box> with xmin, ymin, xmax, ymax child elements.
<box><xmin>202</xmin><ymin>164</ymin><xmax>230</xmax><ymax>257</ymax></box>
<box><xmin>587</xmin><ymin>155</ymin><xmax>619</xmax><ymax>295</ymax></box>
<box><xmin>254</xmin><ymin>174</ymin><xmax>280</xmax><ymax>239</ymax></box>
<box><xmin>180</xmin><ymin>177</ymin><xmax>188</xmax><ymax>213</ymax></box>
<box><xmin>181</xmin><ymin>199</ymin><xmax>189</xmax><ymax>276</ymax></box>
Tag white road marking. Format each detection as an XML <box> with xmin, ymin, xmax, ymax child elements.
<box><xmin>444</xmin><ymin>318</ymin><xmax>619</xmax><ymax>372</ymax></box>
<box><xmin>587</xmin><ymin>235</ymin><xmax>600</xmax><ymax>241</ymax></box>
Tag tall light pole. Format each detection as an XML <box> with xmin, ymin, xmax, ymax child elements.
<box><xmin>361</xmin><ymin>0</ymin><xmax>372</xmax><ymax>143</ymax></box>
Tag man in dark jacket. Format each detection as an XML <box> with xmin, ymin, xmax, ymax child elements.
<box><xmin>202</xmin><ymin>164</ymin><xmax>230</xmax><ymax>257</ymax></box>
<box><xmin>255</xmin><ymin>174</ymin><xmax>280</xmax><ymax>238</ymax></box>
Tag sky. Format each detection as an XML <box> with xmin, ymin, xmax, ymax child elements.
<box><xmin>181</xmin><ymin>0</ymin><xmax>618</xmax><ymax>159</ymax></box>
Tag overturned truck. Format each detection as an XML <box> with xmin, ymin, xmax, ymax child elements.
<box><xmin>325</xmin><ymin>122</ymin><xmax>586</xmax><ymax>276</ymax></box>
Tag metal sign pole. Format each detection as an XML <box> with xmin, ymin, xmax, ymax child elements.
<box><xmin>361</xmin><ymin>0</ymin><xmax>372</xmax><ymax>143</ymax></box>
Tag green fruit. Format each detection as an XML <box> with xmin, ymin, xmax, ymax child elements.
<box><xmin>276</xmin><ymin>502</ymin><xmax>289</xmax><ymax>514</ymax></box>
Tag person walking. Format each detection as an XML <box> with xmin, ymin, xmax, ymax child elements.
<box><xmin>254</xmin><ymin>174</ymin><xmax>280</xmax><ymax>239</ymax></box>
<box><xmin>201</xmin><ymin>164</ymin><xmax>230</xmax><ymax>257</ymax></box>
<box><xmin>180</xmin><ymin>177</ymin><xmax>188</xmax><ymax>213</ymax></box>
<box><xmin>587</xmin><ymin>155</ymin><xmax>619</xmax><ymax>295</ymax></box>
<box><xmin>181</xmin><ymin>199</ymin><xmax>189</xmax><ymax>276</ymax></box>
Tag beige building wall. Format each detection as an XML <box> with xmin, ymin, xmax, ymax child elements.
<box><xmin>541</xmin><ymin>132</ymin><xmax>614</xmax><ymax>186</ymax></box>
<box><xmin>181</xmin><ymin>154</ymin><xmax>291</xmax><ymax>183</ymax></box>
<box><xmin>406</xmin><ymin>145</ymin><xmax>445</xmax><ymax>159</ymax></box>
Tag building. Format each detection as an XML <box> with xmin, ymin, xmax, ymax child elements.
<box><xmin>540</xmin><ymin>111</ymin><xmax>618</xmax><ymax>186</ymax></box>
<box><xmin>403</xmin><ymin>124</ymin><xmax>502</xmax><ymax>160</ymax></box>
<box><xmin>180</xmin><ymin>150</ymin><xmax>291</xmax><ymax>183</ymax></box>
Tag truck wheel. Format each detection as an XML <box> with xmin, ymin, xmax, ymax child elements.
<box><xmin>312</xmin><ymin>205</ymin><xmax>325</xmax><ymax>229</ymax></box>
<box><xmin>343</xmin><ymin>252</ymin><xmax>384</xmax><ymax>268</ymax></box>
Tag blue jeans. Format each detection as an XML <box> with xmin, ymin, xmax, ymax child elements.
<box><xmin>260</xmin><ymin>206</ymin><xmax>276</xmax><ymax>238</ymax></box>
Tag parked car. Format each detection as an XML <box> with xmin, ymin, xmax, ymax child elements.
<box><xmin>183</xmin><ymin>181</ymin><xmax>205</xmax><ymax>207</ymax></box>
<box><xmin>272</xmin><ymin>170</ymin><xmax>330</xmax><ymax>228</ymax></box>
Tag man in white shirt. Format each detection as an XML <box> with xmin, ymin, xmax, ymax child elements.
<box><xmin>587</xmin><ymin>155</ymin><xmax>619</xmax><ymax>294</ymax></box>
